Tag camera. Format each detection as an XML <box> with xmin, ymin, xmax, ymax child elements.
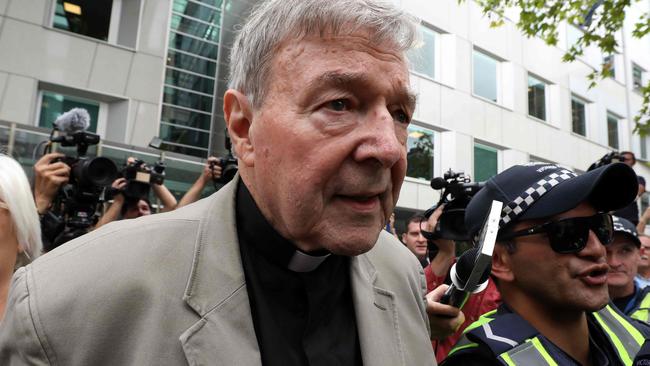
<box><xmin>121</xmin><ymin>159</ymin><xmax>166</xmax><ymax>200</ymax></box>
<box><xmin>588</xmin><ymin>151</ymin><xmax>628</xmax><ymax>171</ymax></box>
<box><xmin>41</xmin><ymin>109</ymin><xmax>118</xmax><ymax>250</ymax></box>
<box><xmin>424</xmin><ymin>169</ymin><xmax>485</xmax><ymax>241</ymax></box>
<box><xmin>210</xmin><ymin>132</ymin><xmax>238</xmax><ymax>186</ymax></box>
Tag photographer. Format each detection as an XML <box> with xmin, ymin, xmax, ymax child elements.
<box><xmin>95</xmin><ymin>158</ymin><xmax>177</xmax><ymax>229</ymax></box>
<box><xmin>33</xmin><ymin>152</ymin><xmax>70</xmax><ymax>215</ymax></box>
<box><xmin>176</xmin><ymin>157</ymin><xmax>222</xmax><ymax>209</ymax></box>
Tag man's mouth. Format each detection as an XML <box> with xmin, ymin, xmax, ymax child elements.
<box><xmin>578</xmin><ymin>265</ymin><xmax>608</xmax><ymax>286</ymax></box>
<box><xmin>337</xmin><ymin>194</ymin><xmax>380</xmax><ymax>211</ymax></box>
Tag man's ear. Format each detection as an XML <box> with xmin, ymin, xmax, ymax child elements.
<box><xmin>224</xmin><ymin>89</ymin><xmax>254</xmax><ymax>167</ymax></box>
<box><xmin>491</xmin><ymin>243</ymin><xmax>515</xmax><ymax>283</ymax></box>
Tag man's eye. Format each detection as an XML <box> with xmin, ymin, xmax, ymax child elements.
<box><xmin>327</xmin><ymin>99</ymin><xmax>349</xmax><ymax>111</ymax></box>
<box><xmin>393</xmin><ymin>110</ymin><xmax>410</xmax><ymax>124</ymax></box>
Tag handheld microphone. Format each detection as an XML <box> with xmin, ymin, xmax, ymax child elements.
<box><xmin>54</xmin><ymin>108</ymin><xmax>90</xmax><ymax>134</ymax></box>
<box><xmin>439</xmin><ymin>200</ymin><xmax>502</xmax><ymax>309</ymax></box>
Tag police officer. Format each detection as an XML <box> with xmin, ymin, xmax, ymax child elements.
<box><xmin>442</xmin><ymin>162</ymin><xmax>650</xmax><ymax>366</ymax></box>
<box><xmin>607</xmin><ymin>216</ymin><xmax>650</xmax><ymax>322</ymax></box>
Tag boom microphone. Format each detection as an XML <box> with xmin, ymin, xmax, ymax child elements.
<box><xmin>439</xmin><ymin>200</ymin><xmax>502</xmax><ymax>309</ymax></box>
<box><xmin>54</xmin><ymin>108</ymin><xmax>90</xmax><ymax>134</ymax></box>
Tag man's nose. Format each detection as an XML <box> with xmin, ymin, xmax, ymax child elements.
<box><xmin>353</xmin><ymin>106</ymin><xmax>403</xmax><ymax>168</ymax></box>
<box><xmin>578</xmin><ymin>230</ymin><xmax>607</xmax><ymax>259</ymax></box>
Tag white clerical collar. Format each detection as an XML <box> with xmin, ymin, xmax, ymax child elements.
<box><xmin>287</xmin><ymin>250</ymin><xmax>331</xmax><ymax>272</ymax></box>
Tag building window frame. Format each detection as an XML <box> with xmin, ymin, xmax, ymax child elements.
<box><xmin>473</xmin><ymin>142</ymin><xmax>500</xmax><ymax>183</ymax></box>
<box><xmin>34</xmin><ymin>89</ymin><xmax>108</xmax><ymax>138</ymax></box>
<box><xmin>527</xmin><ymin>73</ymin><xmax>548</xmax><ymax>121</ymax></box>
<box><xmin>405</xmin><ymin>124</ymin><xmax>436</xmax><ymax>182</ymax></box>
<box><xmin>571</xmin><ymin>94</ymin><xmax>588</xmax><ymax>137</ymax></box>
<box><xmin>603</xmin><ymin>54</ymin><xmax>616</xmax><ymax>79</ymax></box>
<box><xmin>472</xmin><ymin>47</ymin><xmax>501</xmax><ymax>105</ymax></box>
<box><xmin>407</xmin><ymin>23</ymin><xmax>440</xmax><ymax>81</ymax></box>
<box><xmin>606</xmin><ymin>111</ymin><xmax>620</xmax><ymax>150</ymax></box>
<box><xmin>633</xmin><ymin>62</ymin><xmax>646</xmax><ymax>93</ymax></box>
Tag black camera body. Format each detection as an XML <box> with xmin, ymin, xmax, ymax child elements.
<box><xmin>121</xmin><ymin>159</ymin><xmax>166</xmax><ymax>200</ymax></box>
<box><xmin>210</xmin><ymin>155</ymin><xmax>238</xmax><ymax>185</ymax></box>
<box><xmin>427</xmin><ymin>169</ymin><xmax>485</xmax><ymax>241</ymax></box>
<box><xmin>588</xmin><ymin>151</ymin><xmax>627</xmax><ymax>171</ymax></box>
<box><xmin>44</xmin><ymin>131</ymin><xmax>118</xmax><ymax>251</ymax></box>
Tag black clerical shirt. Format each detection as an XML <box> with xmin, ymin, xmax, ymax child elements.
<box><xmin>236</xmin><ymin>182</ymin><xmax>363</xmax><ymax>366</ymax></box>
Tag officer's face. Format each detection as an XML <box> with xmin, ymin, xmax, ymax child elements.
<box><xmin>606</xmin><ymin>234</ymin><xmax>639</xmax><ymax>298</ymax></box>
<box><xmin>499</xmin><ymin>202</ymin><xmax>610</xmax><ymax>313</ymax></box>
<box><xmin>229</xmin><ymin>31</ymin><xmax>413</xmax><ymax>256</ymax></box>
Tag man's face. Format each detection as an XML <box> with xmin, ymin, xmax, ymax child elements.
<box><xmin>639</xmin><ymin>236</ymin><xmax>650</xmax><ymax>271</ymax></box>
<box><xmin>239</xmin><ymin>32</ymin><xmax>413</xmax><ymax>255</ymax></box>
<box><xmin>124</xmin><ymin>199</ymin><xmax>151</xmax><ymax>219</ymax></box>
<box><xmin>402</xmin><ymin>221</ymin><xmax>427</xmax><ymax>260</ymax></box>
<box><xmin>606</xmin><ymin>233</ymin><xmax>639</xmax><ymax>297</ymax></box>
<box><xmin>501</xmin><ymin>202</ymin><xmax>610</xmax><ymax>313</ymax></box>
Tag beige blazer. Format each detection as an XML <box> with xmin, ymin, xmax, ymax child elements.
<box><xmin>0</xmin><ymin>177</ymin><xmax>435</xmax><ymax>365</ymax></box>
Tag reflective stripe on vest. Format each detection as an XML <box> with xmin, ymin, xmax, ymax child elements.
<box><xmin>498</xmin><ymin>337</ymin><xmax>558</xmax><ymax>366</ymax></box>
<box><xmin>592</xmin><ymin>305</ymin><xmax>645</xmax><ymax>365</ymax></box>
<box><xmin>447</xmin><ymin>336</ymin><xmax>479</xmax><ymax>357</ymax></box>
<box><xmin>471</xmin><ymin>305</ymin><xmax>643</xmax><ymax>366</ymax></box>
<box><xmin>631</xmin><ymin>291</ymin><xmax>650</xmax><ymax>323</ymax></box>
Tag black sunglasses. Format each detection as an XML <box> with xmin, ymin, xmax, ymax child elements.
<box><xmin>497</xmin><ymin>213</ymin><xmax>613</xmax><ymax>254</ymax></box>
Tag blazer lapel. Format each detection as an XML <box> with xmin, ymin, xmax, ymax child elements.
<box><xmin>179</xmin><ymin>176</ymin><xmax>262</xmax><ymax>366</ymax></box>
<box><xmin>351</xmin><ymin>255</ymin><xmax>405</xmax><ymax>366</ymax></box>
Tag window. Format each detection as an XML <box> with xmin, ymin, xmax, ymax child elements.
<box><xmin>633</xmin><ymin>63</ymin><xmax>645</xmax><ymax>92</ymax></box>
<box><xmin>51</xmin><ymin>0</ymin><xmax>140</xmax><ymax>48</ymax></box>
<box><xmin>406</xmin><ymin>125</ymin><xmax>434</xmax><ymax>180</ymax></box>
<box><xmin>53</xmin><ymin>0</ymin><xmax>113</xmax><ymax>41</ymax></box>
<box><xmin>607</xmin><ymin>112</ymin><xmax>619</xmax><ymax>149</ymax></box>
<box><xmin>603</xmin><ymin>55</ymin><xmax>616</xmax><ymax>79</ymax></box>
<box><xmin>407</xmin><ymin>25</ymin><xmax>438</xmax><ymax>79</ymax></box>
<box><xmin>38</xmin><ymin>91</ymin><xmax>100</xmax><ymax>133</ymax></box>
<box><xmin>474</xmin><ymin>143</ymin><xmax>498</xmax><ymax>182</ymax></box>
<box><xmin>640</xmin><ymin>135</ymin><xmax>648</xmax><ymax>161</ymax></box>
<box><xmin>160</xmin><ymin>0</ymin><xmax>223</xmax><ymax>158</ymax></box>
<box><xmin>473</xmin><ymin>49</ymin><xmax>499</xmax><ymax>103</ymax></box>
<box><xmin>571</xmin><ymin>96</ymin><xmax>587</xmax><ymax>136</ymax></box>
<box><xmin>527</xmin><ymin>74</ymin><xmax>547</xmax><ymax>121</ymax></box>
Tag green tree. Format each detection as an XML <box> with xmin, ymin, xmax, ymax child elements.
<box><xmin>469</xmin><ymin>0</ymin><xmax>650</xmax><ymax>133</ymax></box>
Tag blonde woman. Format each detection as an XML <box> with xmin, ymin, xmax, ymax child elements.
<box><xmin>0</xmin><ymin>155</ymin><xmax>42</xmax><ymax>319</ymax></box>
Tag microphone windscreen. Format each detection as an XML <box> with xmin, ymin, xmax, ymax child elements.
<box><xmin>54</xmin><ymin>108</ymin><xmax>90</xmax><ymax>133</ymax></box>
<box><xmin>430</xmin><ymin>177</ymin><xmax>447</xmax><ymax>190</ymax></box>
<box><xmin>455</xmin><ymin>248</ymin><xmax>479</xmax><ymax>285</ymax></box>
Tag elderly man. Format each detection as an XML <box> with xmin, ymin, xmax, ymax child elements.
<box><xmin>0</xmin><ymin>1</ymin><xmax>462</xmax><ymax>365</ymax></box>
<box><xmin>443</xmin><ymin>162</ymin><xmax>650</xmax><ymax>366</ymax></box>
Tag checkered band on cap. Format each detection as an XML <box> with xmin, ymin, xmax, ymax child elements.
<box><xmin>500</xmin><ymin>169</ymin><xmax>579</xmax><ymax>227</ymax></box>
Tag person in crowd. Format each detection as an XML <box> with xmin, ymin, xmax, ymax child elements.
<box><xmin>402</xmin><ymin>214</ymin><xmax>431</xmax><ymax>267</ymax></box>
<box><xmin>0</xmin><ymin>155</ymin><xmax>42</xmax><ymax>320</ymax></box>
<box><xmin>94</xmin><ymin>157</ymin><xmax>177</xmax><ymax>229</ymax></box>
<box><xmin>443</xmin><ymin>162</ymin><xmax>650</xmax><ymax>366</ymax></box>
<box><xmin>607</xmin><ymin>216</ymin><xmax>650</xmax><ymax>322</ymax></box>
<box><xmin>176</xmin><ymin>157</ymin><xmax>222</xmax><ymax>208</ymax></box>
<box><xmin>32</xmin><ymin>152</ymin><xmax>70</xmax><ymax>216</ymax></box>
<box><xmin>423</xmin><ymin>204</ymin><xmax>501</xmax><ymax>363</ymax></box>
<box><xmin>0</xmin><ymin>1</ymin><xmax>464</xmax><ymax>364</ymax></box>
<box><xmin>614</xmin><ymin>151</ymin><xmax>645</xmax><ymax>226</ymax></box>
<box><xmin>637</xmin><ymin>235</ymin><xmax>650</xmax><ymax>288</ymax></box>
<box><xmin>385</xmin><ymin>212</ymin><xmax>399</xmax><ymax>239</ymax></box>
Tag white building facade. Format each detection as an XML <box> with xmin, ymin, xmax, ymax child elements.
<box><xmin>0</xmin><ymin>0</ymin><xmax>649</xmax><ymax>223</ymax></box>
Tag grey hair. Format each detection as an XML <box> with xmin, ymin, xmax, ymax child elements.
<box><xmin>228</xmin><ymin>0</ymin><xmax>420</xmax><ymax>109</ymax></box>
<box><xmin>0</xmin><ymin>155</ymin><xmax>42</xmax><ymax>261</ymax></box>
